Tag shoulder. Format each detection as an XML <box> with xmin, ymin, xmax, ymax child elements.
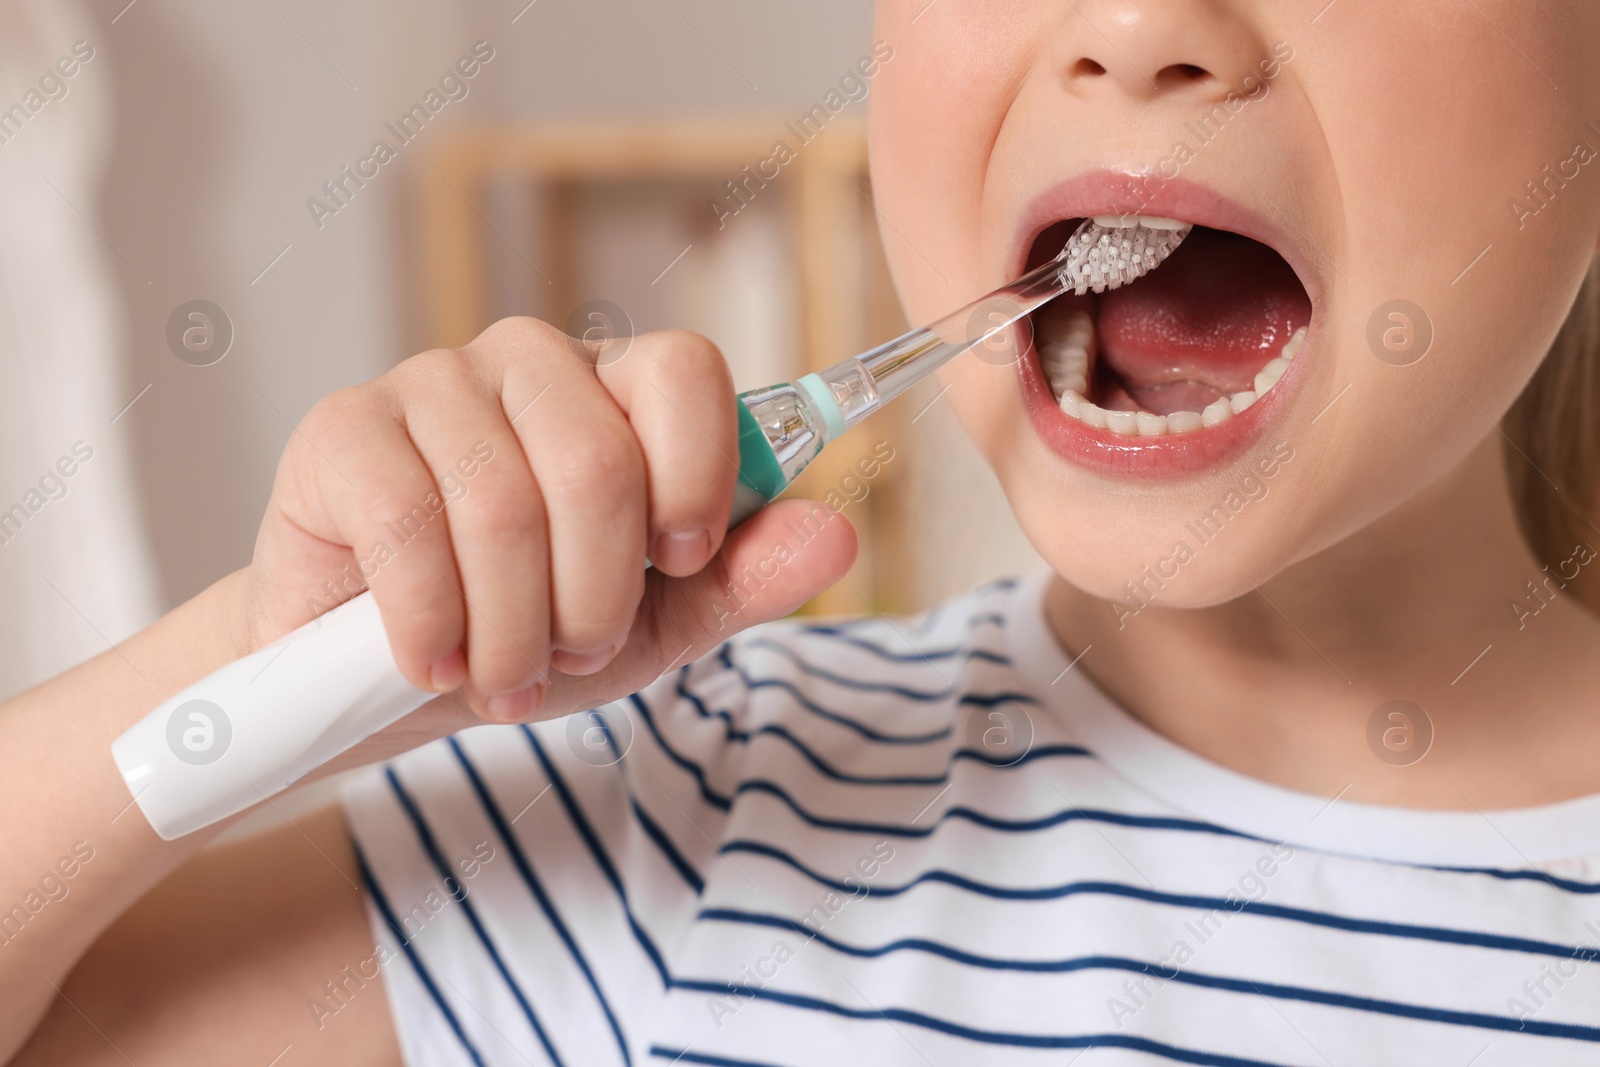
<box><xmin>734</xmin><ymin>576</ymin><xmax>1021</xmax><ymax>672</ymax></box>
<box><xmin>685</xmin><ymin>575</ymin><xmax>1022</xmax><ymax>700</ymax></box>
<box><xmin>634</xmin><ymin>576</ymin><xmax>1041</xmax><ymax>767</ymax></box>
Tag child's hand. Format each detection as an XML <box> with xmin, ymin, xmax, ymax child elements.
<box><xmin>238</xmin><ymin>317</ymin><xmax>857</xmax><ymax>723</ymax></box>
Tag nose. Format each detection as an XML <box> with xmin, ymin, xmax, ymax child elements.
<box><xmin>1056</xmin><ymin>0</ymin><xmax>1270</xmax><ymax>103</ymax></box>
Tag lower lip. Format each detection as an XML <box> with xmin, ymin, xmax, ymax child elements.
<box><xmin>1015</xmin><ymin>323</ymin><xmax>1303</xmax><ymax>479</ymax></box>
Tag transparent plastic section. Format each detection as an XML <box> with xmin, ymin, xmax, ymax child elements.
<box><xmin>819</xmin><ymin>251</ymin><xmax>1076</xmax><ymax>430</ymax></box>
<box><xmin>813</xmin><ymin>361</ymin><xmax>881</xmax><ymax>426</ymax></box>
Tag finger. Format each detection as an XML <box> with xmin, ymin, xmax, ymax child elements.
<box><xmin>543</xmin><ymin>498</ymin><xmax>858</xmax><ymax>717</ymax></box>
<box><xmin>494</xmin><ymin>324</ymin><xmax>649</xmax><ymax>675</ymax></box>
<box><xmin>390</xmin><ymin>351</ymin><xmax>552</xmax><ymax>719</ymax></box>
<box><xmin>289</xmin><ymin>385</ymin><xmax>468</xmax><ymax>692</ymax></box>
<box><xmin>597</xmin><ymin>331</ymin><xmax>739</xmax><ymax>577</ymax></box>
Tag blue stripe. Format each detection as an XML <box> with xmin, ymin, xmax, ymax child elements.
<box><xmin>665</xmin><ymin>981</ymin><xmax>1293</xmax><ymax>1067</ymax></box>
<box><xmin>517</xmin><ymin>726</ymin><xmax>675</xmax><ymax>987</ymax></box>
<box><xmin>735</xmin><ymin>778</ymin><xmax>1249</xmax><ymax>839</ymax></box>
<box><xmin>724</xmin><ymin>666</ymin><xmax>952</xmax><ymax>744</ymax></box>
<box><xmin>725</xmin><ymin>669</ymin><xmax>1042</xmax><ymax>747</ymax></box>
<box><xmin>766</xmin><ymin>628</ymin><xmax>1011</xmax><ymax>665</ymax></box>
<box><xmin>960</xmin><ymin>691</ymin><xmax>1040</xmax><ymax>708</ymax></box>
<box><xmin>446</xmin><ymin>738</ymin><xmax>634</xmax><ymax>1067</ymax></box>
<box><xmin>353</xmin><ymin>842</ymin><xmax>487</xmax><ymax>1067</ymax></box>
<box><xmin>631</xmin><ymin>797</ymin><xmax>705</xmax><ymax>894</ymax></box>
<box><xmin>648</xmin><ymin>1050</ymin><xmax>785</xmax><ymax>1067</ymax></box>
<box><xmin>632</xmin><ymin>693</ymin><xmax>732</xmax><ymax>812</ymax></box>
<box><xmin>752</xmin><ymin>728</ymin><xmax>1091</xmax><ymax>787</ymax></box>
<box><xmin>384</xmin><ymin>768</ymin><xmax>565</xmax><ymax>1067</ymax></box>
<box><xmin>770</xmin><ymin>582</ymin><xmax>1016</xmax><ymax>686</ymax></box>
<box><xmin>719</xmin><ymin>839</ymin><xmax>1600</xmax><ymax>965</ymax></box>
<box><xmin>634</xmin><ymin>689</ymin><xmax>1241</xmax><ymax>840</ymax></box>
<box><xmin>738</xmin><ymin>637</ymin><xmax>1010</xmax><ymax>701</ymax></box>
<box><xmin>674</xmin><ymin>666</ymin><xmax>1089</xmax><ymax>785</ymax></box>
<box><xmin>700</xmin><ymin>908</ymin><xmax>1600</xmax><ymax>1043</ymax></box>
<box><xmin>576</xmin><ymin>707</ymin><xmax>705</xmax><ymax>895</ymax></box>
<box><xmin>1430</xmin><ymin>863</ymin><xmax>1600</xmax><ymax>895</ymax></box>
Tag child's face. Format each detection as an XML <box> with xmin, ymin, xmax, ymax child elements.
<box><xmin>869</xmin><ymin>2</ymin><xmax>1600</xmax><ymax>605</ymax></box>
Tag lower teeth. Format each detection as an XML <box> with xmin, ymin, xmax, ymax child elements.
<box><xmin>1047</xmin><ymin>320</ymin><xmax>1306</xmax><ymax>435</ymax></box>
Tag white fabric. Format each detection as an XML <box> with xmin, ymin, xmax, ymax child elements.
<box><xmin>344</xmin><ymin>575</ymin><xmax>1600</xmax><ymax>1066</ymax></box>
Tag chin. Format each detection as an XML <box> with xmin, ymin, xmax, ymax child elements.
<box><xmin>1016</xmin><ymin>487</ymin><xmax>1304</xmax><ymax>613</ymax></box>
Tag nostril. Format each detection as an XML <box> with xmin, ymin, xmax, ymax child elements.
<box><xmin>1071</xmin><ymin>57</ymin><xmax>1107</xmax><ymax>78</ymax></box>
<box><xmin>1155</xmin><ymin>62</ymin><xmax>1213</xmax><ymax>89</ymax></box>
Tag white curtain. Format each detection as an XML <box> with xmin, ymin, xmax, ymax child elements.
<box><xmin>0</xmin><ymin>0</ymin><xmax>161</xmax><ymax>698</ymax></box>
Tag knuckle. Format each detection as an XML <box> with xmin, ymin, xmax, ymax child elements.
<box><xmin>364</xmin><ymin>485</ymin><xmax>442</xmax><ymax>535</ymax></box>
<box><xmin>300</xmin><ymin>385</ymin><xmax>372</xmax><ymax>444</ymax></box>
<box><xmin>287</xmin><ymin>388</ymin><xmax>393</xmax><ymax>485</ymax></box>
<box><xmin>460</xmin><ymin>590</ymin><xmax>548</xmax><ymax>691</ymax></box>
<box><xmin>476</xmin><ymin>315</ymin><xmax>566</xmax><ymax>357</ymax></box>
<box><xmin>395</xmin><ymin>347</ymin><xmax>477</xmax><ymax>394</ymax></box>
<box><xmin>472</xmin><ymin>650</ymin><xmax>540</xmax><ymax>694</ymax></box>
<box><xmin>392</xmin><ymin>601</ymin><xmax>461</xmax><ymax>656</ymax></box>
<box><xmin>647</xmin><ymin>556</ymin><xmax>727</xmax><ymax>651</ymax></box>
<box><xmin>554</xmin><ymin>598</ymin><xmax>638</xmax><ymax>650</ymax></box>
<box><xmin>374</xmin><ymin>588</ymin><xmax>463</xmax><ymax>678</ymax></box>
<box><xmin>651</xmin><ymin>468</ymin><xmax>725</xmax><ymax>528</ymax></box>
<box><xmin>541</xmin><ymin>427</ymin><xmax>644</xmax><ymax>508</ymax></box>
<box><xmin>457</xmin><ymin>488</ymin><xmax>543</xmax><ymax>543</ymax></box>
<box><xmin>652</xmin><ymin>330</ymin><xmax>729</xmax><ymax>383</ymax></box>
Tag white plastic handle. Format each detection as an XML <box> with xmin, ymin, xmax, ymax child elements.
<box><xmin>111</xmin><ymin>592</ymin><xmax>430</xmax><ymax>840</ymax></box>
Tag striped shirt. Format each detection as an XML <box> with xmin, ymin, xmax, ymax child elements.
<box><xmin>342</xmin><ymin>573</ymin><xmax>1600</xmax><ymax>1066</ymax></box>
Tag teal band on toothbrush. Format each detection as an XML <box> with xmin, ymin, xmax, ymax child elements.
<box><xmin>796</xmin><ymin>373</ymin><xmax>848</xmax><ymax>440</ymax></box>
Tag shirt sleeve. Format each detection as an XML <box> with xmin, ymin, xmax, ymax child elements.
<box><xmin>340</xmin><ymin>649</ymin><xmax>752</xmax><ymax>1067</ymax></box>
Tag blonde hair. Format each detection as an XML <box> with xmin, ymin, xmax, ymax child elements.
<box><xmin>1503</xmin><ymin>255</ymin><xmax>1600</xmax><ymax>609</ymax></box>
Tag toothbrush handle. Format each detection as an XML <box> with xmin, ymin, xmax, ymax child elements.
<box><xmin>110</xmin><ymin>399</ymin><xmax>823</xmax><ymax>840</ymax></box>
<box><xmin>112</xmin><ymin>592</ymin><xmax>430</xmax><ymax>839</ymax></box>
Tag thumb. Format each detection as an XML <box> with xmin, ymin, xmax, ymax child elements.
<box><xmin>543</xmin><ymin>498</ymin><xmax>857</xmax><ymax>717</ymax></box>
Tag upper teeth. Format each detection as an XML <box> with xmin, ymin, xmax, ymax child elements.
<box><xmin>1092</xmin><ymin>214</ymin><xmax>1187</xmax><ymax>231</ymax></box>
<box><xmin>1048</xmin><ymin>324</ymin><xmax>1307</xmax><ymax>436</ymax></box>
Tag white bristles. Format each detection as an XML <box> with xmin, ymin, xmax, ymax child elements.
<box><xmin>1056</xmin><ymin>217</ymin><xmax>1192</xmax><ymax>296</ymax></box>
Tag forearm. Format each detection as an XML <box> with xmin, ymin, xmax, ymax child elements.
<box><xmin>0</xmin><ymin>568</ymin><xmax>253</xmax><ymax>1058</ymax></box>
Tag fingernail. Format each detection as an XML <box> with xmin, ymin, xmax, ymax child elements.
<box><xmin>551</xmin><ymin>641</ymin><xmax>622</xmax><ymax>676</ymax></box>
<box><xmin>429</xmin><ymin>649</ymin><xmax>467</xmax><ymax>691</ymax></box>
<box><xmin>652</xmin><ymin>528</ymin><xmax>711</xmax><ymax>573</ymax></box>
<box><xmin>486</xmin><ymin>681</ymin><xmax>544</xmax><ymax>723</ymax></box>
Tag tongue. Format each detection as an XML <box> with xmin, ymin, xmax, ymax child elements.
<box><xmin>1095</xmin><ymin>227</ymin><xmax>1310</xmax><ymax>414</ymax></box>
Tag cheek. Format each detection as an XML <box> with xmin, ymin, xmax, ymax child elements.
<box><xmin>937</xmin><ymin>356</ymin><xmax>1021</xmax><ymax>461</ymax></box>
<box><xmin>869</xmin><ymin>2</ymin><xmax>1050</xmax><ymax>322</ymax></box>
<box><xmin>1313</xmin><ymin>5</ymin><xmax>1600</xmax><ymax>403</ymax></box>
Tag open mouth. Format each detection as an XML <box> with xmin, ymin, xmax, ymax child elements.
<box><xmin>1024</xmin><ymin>217</ymin><xmax>1312</xmax><ymax>439</ymax></box>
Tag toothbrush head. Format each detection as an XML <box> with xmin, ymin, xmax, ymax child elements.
<box><xmin>1057</xmin><ymin>215</ymin><xmax>1192</xmax><ymax>296</ymax></box>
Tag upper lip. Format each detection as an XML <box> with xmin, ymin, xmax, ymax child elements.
<box><xmin>1009</xmin><ymin>169</ymin><xmax>1322</xmax><ymax>311</ymax></box>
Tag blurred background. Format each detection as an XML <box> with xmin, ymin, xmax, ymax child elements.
<box><xmin>0</xmin><ymin>0</ymin><xmax>1042</xmax><ymax>702</ymax></box>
